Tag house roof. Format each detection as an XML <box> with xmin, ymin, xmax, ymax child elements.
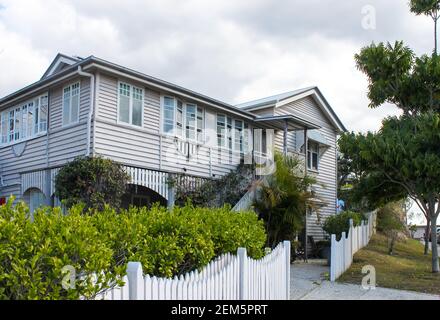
<box><xmin>253</xmin><ymin>115</ymin><xmax>320</xmax><ymax>131</ymax></box>
<box><xmin>0</xmin><ymin>53</ymin><xmax>345</xmax><ymax>132</ymax></box>
<box><xmin>235</xmin><ymin>87</ymin><xmax>347</xmax><ymax>132</ymax></box>
<box><xmin>235</xmin><ymin>87</ymin><xmax>315</xmax><ymax>110</ymax></box>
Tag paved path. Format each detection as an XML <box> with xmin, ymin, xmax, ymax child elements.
<box><xmin>290</xmin><ymin>262</ymin><xmax>440</xmax><ymax>300</ymax></box>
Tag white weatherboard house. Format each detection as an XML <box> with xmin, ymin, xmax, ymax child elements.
<box><xmin>0</xmin><ymin>54</ymin><xmax>346</xmax><ymax>240</ymax></box>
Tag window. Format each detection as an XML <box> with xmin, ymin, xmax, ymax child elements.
<box><xmin>39</xmin><ymin>95</ymin><xmax>48</xmax><ymax>132</ymax></box>
<box><xmin>243</xmin><ymin>123</ymin><xmax>249</xmax><ymax>152</ymax></box>
<box><xmin>186</xmin><ymin>104</ymin><xmax>196</xmax><ymax>140</ymax></box>
<box><xmin>217</xmin><ymin>114</ymin><xmax>226</xmax><ymax>147</ymax></box>
<box><xmin>176</xmin><ymin>100</ymin><xmax>183</xmax><ymax>137</ymax></box>
<box><xmin>234</xmin><ymin>120</ymin><xmax>243</xmax><ymax>152</ymax></box>
<box><xmin>132</xmin><ymin>87</ymin><xmax>143</xmax><ymax>126</ymax></box>
<box><xmin>163</xmin><ymin>96</ymin><xmax>175</xmax><ymax>134</ymax></box>
<box><xmin>0</xmin><ymin>113</ymin><xmax>6</xmax><ymax>144</ymax></box>
<box><xmin>63</xmin><ymin>82</ymin><xmax>80</xmax><ymax>126</ymax></box>
<box><xmin>22</xmin><ymin>104</ymin><xmax>28</xmax><ymax>139</ymax></box>
<box><xmin>0</xmin><ymin>94</ymin><xmax>48</xmax><ymax>147</ymax></box>
<box><xmin>196</xmin><ymin>107</ymin><xmax>204</xmax><ymax>143</ymax></box>
<box><xmin>217</xmin><ymin>114</ymin><xmax>248</xmax><ymax>152</ymax></box>
<box><xmin>27</xmin><ymin>102</ymin><xmax>34</xmax><ymax>137</ymax></box>
<box><xmin>118</xmin><ymin>82</ymin><xmax>143</xmax><ymax>127</ymax></box>
<box><xmin>307</xmin><ymin>142</ymin><xmax>319</xmax><ymax>171</ymax></box>
<box><xmin>227</xmin><ymin>117</ymin><xmax>232</xmax><ymax>150</ymax></box>
<box><xmin>162</xmin><ymin>97</ymin><xmax>204</xmax><ymax>143</ymax></box>
<box><xmin>8</xmin><ymin>110</ymin><xmax>14</xmax><ymax>142</ymax></box>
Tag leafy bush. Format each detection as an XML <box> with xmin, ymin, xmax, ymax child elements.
<box><xmin>0</xmin><ymin>198</ymin><xmax>123</xmax><ymax>300</ymax></box>
<box><xmin>0</xmin><ymin>198</ymin><xmax>266</xmax><ymax>299</ymax></box>
<box><xmin>55</xmin><ymin>156</ymin><xmax>130</xmax><ymax>211</ymax></box>
<box><xmin>174</xmin><ymin>163</ymin><xmax>254</xmax><ymax>207</ymax></box>
<box><xmin>322</xmin><ymin>210</ymin><xmax>366</xmax><ymax>240</ymax></box>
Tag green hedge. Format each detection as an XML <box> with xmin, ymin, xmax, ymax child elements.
<box><xmin>322</xmin><ymin>211</ymin><xmax>366</xmax><ymax>241</ymax></box>
<box><xmin>0</xmin><ymin>198</ymin><xmax>266</xmax><ymax>300</ymax></box>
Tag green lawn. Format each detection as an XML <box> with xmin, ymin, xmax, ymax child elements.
<box><xmin>338</xmin><ymin>233</ymin><xmax>440</xmax><ymax>295</ymax></box>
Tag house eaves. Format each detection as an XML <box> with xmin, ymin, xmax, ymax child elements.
<box><xmin>1</xmin><ymin>54</ymin><xmax>258</xmax><ymax>121</ymax></box>
<box><xmin>237</xmin><ymin>87</ymin><xmax>347</xmax><ymax>133</ymax></box>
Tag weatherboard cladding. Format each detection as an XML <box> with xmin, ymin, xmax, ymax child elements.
<box><xmin>94</xmin><ymin>73</ymin><xmax>243</xmax><ymax>178</ymax></box>
<box><xmin>0</xmin><ymin>55</ymin><xmax>339</xmax><ymax>242</ymax></box>
<box><xmin>275</xmin><ymin>97</ymin><xmax>338</xmax><ymax>240</ymax></box>
<box><xmin>0</xmin><ymin>76</ymin><xmax>90</xmax><ymax>199</ymax></box>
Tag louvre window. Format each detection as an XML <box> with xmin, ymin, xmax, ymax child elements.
<box><xmin>0</xmin><ymin>94</ymin><xmax>48</xmax><ymax>147</ymax></box>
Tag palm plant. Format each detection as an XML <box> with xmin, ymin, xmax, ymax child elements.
<box><xmin>253</xmin><ymin>152</ymin><xmax>317</xmax><ymax>248</ymax></box>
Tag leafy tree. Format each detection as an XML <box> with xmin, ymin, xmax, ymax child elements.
<box><xmin>355</xmin><ymin>42</ymin><xmax>440</xmax><ymax>115</ymax></box>
<box><xmin>410</xmin><ymin>0</ymin><xmax>440</xmax><ymax>54</ymax></box>
<box><xmin>339</xmin><ymin>113</ymin><xmax>440</xmax><ymax>272</ymax></box>
<box><xmin>322</xmin><ymin>210</ymin><xmax>366</xmax><ymax>241</ymax></box>
<box><xmin>377</xmin><ymin>202</ymin><xmax>407</xmax><ymax>255</ymax></box>
<box><xmin>55</xmin><ymin>156</ymin><xmax>130</xmax><ymax>211</ymax></box>
<box><xmin>253</xmin><ymin>152</ymin><xmax>316</xmax><ymax>248</ymax></box>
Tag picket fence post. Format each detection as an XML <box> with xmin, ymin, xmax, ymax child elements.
<box><xmin>127</xmin><ymin>262</ymin><xmax>144</xmax><ymax>300</ymax></box>
<box><xmin>283</xmin><ymin>240</ymin><xmax>291</xmax><ymax>300</ymax></box>
<box><xmin>237</xmin><ymin>247</ymin><xmax>248</xmax><ymax>300</ymax></box>
<box><xmin>349</xmin><ymin>219</ymin><xmax>353</xmax><ymax>266</ymax></box>
<box><xmin>330</xmin><ymin>234</ymin><xmax>336</xmax><ymax>281</ymax></box>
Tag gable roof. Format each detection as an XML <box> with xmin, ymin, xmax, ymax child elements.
<box><xmin>235</xmin><ymin>87</ymin><xmax>315</xmax><ymax>110</ymax></box>
<box><xmin>40</xmin><ymin>53</ymin><xmax>82</xmax><ymax>80</ymax></box>
<box><xmin>235</xmin><ymin>87</ymin><xmax>347</xmax><ymax>132</ymax></box>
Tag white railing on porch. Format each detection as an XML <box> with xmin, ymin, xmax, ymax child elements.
<box><xmin>123</xmin><ymin>166</ymin><xmax>169</xmax><ymax>200</ymax></box>
<box><xmin>98</xmin><ymin>241</ymin><xmax>291</xmax><ymax>300</ymax></box>
<box><xmin>330</xmin><ymin>211</ymin><xmax>377</xmax><ymax>281</ymax></box>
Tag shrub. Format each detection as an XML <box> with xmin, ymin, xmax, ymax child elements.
<box><xmin>55</xmin><ymin>156</ymin><xmax>130</xmax><ymax>211</ymax></box>
<box><xmin>0</xmin><ymin>198</ymin><xmax>266</xmax><ymax>299</ymax></box>
<box><xmin>322</xmin><ymin>210</ymin><xmax>366</xmax><ymax>240</ymax></box>
<box><xmin>174</xmin><ymin>163</ymin><xmax>254</xmax><ymax>207</ymax></box>
<box><xmin>0</xmin><ymin>198</ymin><xmax>123</xmax><ymax>300</ymax></box>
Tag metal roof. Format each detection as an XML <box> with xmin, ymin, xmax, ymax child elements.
<box><xmin>235</xmin><ymin>87</ymin><xmax>315</xmax><ymax>110</ymax></box>
<box><xmin>253</xmin><ymin>115</ymin><xmax>320</xmax><ymax>131</ymax></box>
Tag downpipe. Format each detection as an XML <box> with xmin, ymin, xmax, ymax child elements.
<box><xmin>77</xmin><ymin>66</ymin><xmax>95</xmax><ymax>157</ymax></box>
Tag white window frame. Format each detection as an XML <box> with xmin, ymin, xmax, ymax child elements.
<box><xmin>307</xmin><ymin>141</ymin><xmax>320</xmax><ymax>171</ymax></box>
<box><xmin>117</xmin><ymin>81</ymin><xmax>144</xmax><ymax>128</ymax></box>
<box><xmin>216</xmin><ymin>113</ymin><xmax>248</xmax><ymax>153</ymax></box>
<box><xmin>62</xmin><ymin>82</ymin><xmax>81</xmax><ymax>127</ymax></box>
<box><xmin>233</xmin><ymin>119</ymin><xmax>244</xmax><ymax>152</ymax></box>
<box><xmin>0</xmin><ymin>93</ymin><xmax>48</xmax><ymax>148</ymax></box>
<box><xmin>161</xmin><ymin>95</ymin><xmax>205</xmax><ymax>144</ymax></box>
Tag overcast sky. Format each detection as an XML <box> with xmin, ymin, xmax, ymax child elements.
<box><xmin>0</xmin><ymin>0</ymin><xmax>435</xmax><ymax>134</ymax></box>
<box><xmin>0</xmin><ymin>0</ymin><xmax>433</xmax><ymax>223</ymax></box>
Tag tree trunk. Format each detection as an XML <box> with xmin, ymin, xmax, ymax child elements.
<box><xmin>431</xmin><ymin>217</ymin><xmax>439</xmax><ymax>273</ymax></box>
<box><xmin>430</xmin><ymin>215</ymin><xmax>439</xmax><ymax>273</ymax></box>
<box><xmin>425</xmin><ymin>220</ymin><xmax>431</xmax><ymax>255</ymax></box>
<box><xmin>435</xmin><ymin>17</ymin><xmax>438</xmax><ymax>56</ymax></box>
<box><xmin>388</xmin><ymin>235</ymin><xmax>396</xmax><ymax>255</ymax></box>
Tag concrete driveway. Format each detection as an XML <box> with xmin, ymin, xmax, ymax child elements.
<box><xmin>290</xmin><ymin>262</ymin><xmax>440</xmax><ymax>300</ymax></box>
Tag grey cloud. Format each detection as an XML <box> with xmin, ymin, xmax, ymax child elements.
<box><xmin>0</xmin><ymin>0</ymin><xmax>435</xmax><ymax>133</ymax></box>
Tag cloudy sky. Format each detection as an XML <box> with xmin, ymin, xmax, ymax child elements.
<box><xmin>0</xmin><ymin>0</ymin><xmax>435</xmax><ymax>134</ymax></box>
<box><xmin>0</xmin><ymin>0</ymin><xmax>433</xmax><ymax>223</ymax></box>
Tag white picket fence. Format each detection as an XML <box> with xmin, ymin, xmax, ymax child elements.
<box><xmin>98</xmin><ymin>241</ymin><xmax>291</xmax><ymax>300</ymax></box>
<box><xmin>330</xmin><ymin>211</ymin><xmax>377</xmax><ymax>281</ymax></box>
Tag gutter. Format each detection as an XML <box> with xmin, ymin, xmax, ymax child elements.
<box><xmin>82</xmin><ymin>62</ymin><xmax>257</xmax><ymax>121</ymax></box>
<box><xmin>77</xmin><ymin>66</ymin><xmax>95</xmax><ymax>157</ymax></box>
